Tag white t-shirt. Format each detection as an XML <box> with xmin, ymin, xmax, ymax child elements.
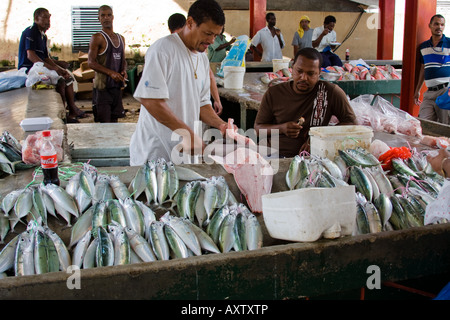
<box><xmin>130</xmin><ymin>33</ymin><xmax>210</xmax><ymax>166</ymax></box>
<box><xmin>312</xmin><ymin>26</ymin><xmax>337</xmax><ymax>52</ymax></box>
<box><xmin>251</xmin><ymin>26</ymin><xmax>285</xmax><ymax>62</ymax></box>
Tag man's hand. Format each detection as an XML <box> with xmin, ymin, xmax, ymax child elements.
<box><xmin>280</xmin><ymin>121</ymin><xmax>302</xmax><ymax>138</ymax></box>
<box><xmin>177</xmin><ymin>131</ymin><xmax>205</xmax><ymax>156</ymax></box>
<box><xmin>213</xmin><ymin>100</ymin><xmax>223</xmax><ymax>115</ymax></box>
<box><xmin>109</xmin><ymin>71</ymin><xmax>125</xmax><ymax>82</ymax></box>
<box><xmin>414</xmin><ymin>92</ymin><xmax>422</xmax><ymax>105</ymax></box>
<box><xmin>426</xmin><ymin>148</ymin><xmax>450</xmax><ymax>175</ymax></box>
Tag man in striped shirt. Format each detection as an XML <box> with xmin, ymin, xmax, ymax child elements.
<box><xmin>415</xmin><ymin>14</ymin><xmax>450</xmax><ymax>124</ymax></box>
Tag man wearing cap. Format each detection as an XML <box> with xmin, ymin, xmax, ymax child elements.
<box><xmin>292</xmin><ymin>15</ymin><xmax>313</xmax><ymax>57</ymax></box>
<box><xmin>414</xmin><ymin>14</ymin><xmax>450</xmax><ymax>124</ymax></box>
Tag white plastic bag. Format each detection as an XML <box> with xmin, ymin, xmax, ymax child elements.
<box><xmin>0</xmin><ymin>68</ymin><xmax>27</xmax><ymax>92</ymax></box>
<box><xmin>425</xmin><ymin>179</ymin><xmax>450</xmax><ymax>225</ymax></box>
<box><xmin>25</xmin><ymin>62</ymin><xmax>61</xmax><ymax>87</ymax></box>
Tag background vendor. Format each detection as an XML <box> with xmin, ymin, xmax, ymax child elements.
<box><xmin>254</xmin><ymin>47</ymin><xmax>356</xmax><ymax>157</ymax></box>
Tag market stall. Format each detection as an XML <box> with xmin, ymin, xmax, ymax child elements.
<box><xmin>0</xmin><ymin>69</ymin><xmax>449</xmax><ymax>300</ymax></box>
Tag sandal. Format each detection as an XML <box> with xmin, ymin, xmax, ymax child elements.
<box><xmin>76</xmin><ymin>111</ymin><xmax>88</xmax><ymax>119</ymax></box>
<box><xmin>66</xmin><ymin>116</ymin><xmax>79</xmax><ymax>123</ymax></box>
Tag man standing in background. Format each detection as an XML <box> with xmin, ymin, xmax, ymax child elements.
<box><xmin>415</xmin><ymin>14</ymin><xmax>450</xmax><ymax>124</ymax></box>
<box><xmin>88</xmin><ymin>5</ymin><xmax>127</xmax><ymax>123</ymax></box>
<box><xmin>250</xmin><ymin>12</ymin><xmax>285</xmax><ymax>62</ymax></box>
<box><xmin>292</xmin><ymin>15</ymin><xmax>313</xmax><ymax>57</ymax></box>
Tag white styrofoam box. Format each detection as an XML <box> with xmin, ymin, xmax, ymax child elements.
<box><xmin>309</xmin><ymin>125</ymin><xmax>374</xmax><ymax>159</ymax></box>
<box><xmin>262</xmin><ymin>186</ymin><xmax>356</xmax><ymax>242</ymax></box>
<box><xmin>20</xmin><ymin>117</ymin><xmax>53</xmax><ymax>131</ymax></box>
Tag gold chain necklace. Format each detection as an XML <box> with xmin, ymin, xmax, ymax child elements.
<box><xmin>186</xmin><ymin>46</ymin><xmax>199</xmax><ymax>79</ymax></box>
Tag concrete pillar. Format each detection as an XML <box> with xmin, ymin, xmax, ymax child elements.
<box><xmin>249</xmin><ymin>0</ymin><xmax>266</xmax><ymax>61</ymax></box>
<box><xmin>377</xmin><ymin>0</ymin><xmax>395</xmax><ymax>59</ymax></box>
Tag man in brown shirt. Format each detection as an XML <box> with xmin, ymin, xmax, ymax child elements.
<box><xmin>254</xmin><ymin>47</ymin><xmax>356</xmax><ymax>158</ymax></box>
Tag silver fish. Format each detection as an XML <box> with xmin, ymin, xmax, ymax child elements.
<box><xmin>96</xmin><ymin>226</ymin><xmax>114</xmax><ymax>267</ymax></box>
<box><xmin>44</xmin><ymin>227</ymin><xmax>71</xmax><ymax>271</ymax></box>
<box><xmin>91</xmin><ymin>201</ymin><xmax>107</xmax><ymax>238</ymax></box>
<box><xmin>167</xmin><ymin>161</ymin><xmax>179</xmax><ymax>200</ymax></box>
<box><xmin>13</xmin><ymin>187</ymin><xmax>33</xmax><ymax>220</ymax></box>
<box><xmin>94</xmin><ymin>174</ymin><xmax>114</xmax><ymax>203</ymax></box>
<box><xmin>65</xmin><ymin>172</ymin><xmax>80</xmax><ymax>198</ymax></box>
<box><xmin>120</xmin><ymin>197</ymin><xmax>145</xmax><ymax>237</ymax></box>
<box><xmin>184</xmin><ymin>219</ymin><xmax>220</xmax><ymax>254</ymax></box>
<box><xmin>156</xmin><ymin>158</ymin><xmax>169</xmax><ymax>204</ymax></box>
<box><xmin>0</xmin><ymin>235</ymin><xmax>19</xmax><ymax>273</ymax></box>
<box><xmin>164</xmin><ymin>223</ymin><xmax>189</xmax><ymax>259</ymax></box>
<box><xmin>129</xmin><ymin>165</ymin><xmax>147</xmax><ymax>200</ymax></box>
<box><xmin>0</xmin><ymin>212</ymin><xmax>10</xmax><ymax>244</ymax></box>
<box><xmin>83</xmin><ymin>237</ymin><xmax>98</xmax><ymax>269</ymax></box>
<box><xmin>245</xmin><ymin>214</ymin><xmax>263</xmax><ymax>250</ymax></box>
<box><xmin>125</xmin><ymin>227</ymin><xmax>157</xmax><ymax>262</ymax></box>
<box><xmin>41</xmin><ymin>183</ymin><xmax>79</xmax><ymax>218</ymax></box>
<box><xmin>109</xmin><ymin>175</ymin><xmax>131</xmax><ymax>201</ymax></box>
<box><xmin>72</xmin><ymin>230</ymin><xmax>92</xmax><ymax>268</ymax></box>
<box><xmin>161</xmin><ymin>213</ymin><xmax>202</xmax><ymax>256</ymax></box>
<box><xmin>14</xmin><ymin>230</ymin><xmax>35</xmax><ymax>276</ymax></box>
<box><xmin>34</xmin><ymin>229</ymin><xmax>59</xmax><ymax>274</ymax></box>
<box><xmin>203</xmin><ymin>180</ymin><xmax>219</xmax><ymax>222</ymax></box>
<box><xmin>219</xmin><ymin>211</ymin><xmax>236</xmax><ymax>253</ymax></box>
<box><xmin>108</xmin><ymin>223</ymin><xmax>130</xmax><ymax>266</ymax></box>
<box><xmin>149</xmin><ymin>221</ymin><xmax>170</xmax><ymax>260</ymax></box>
<box><xmin>145</xmin><ymin>160</ymin><xmax>158</xmax><ymax>204</ymax></box>
<box><xmin>69</xmin><ymin>206</ymin><xmax>94</xmax><ymax>249</ymax></box>
<box><xmin>106</xmin><ymin>199</ymin><xmax>127</xmax><ymax>228</ymax></box>
<box><xmin>1</xmin><ymin>189</ymin><xmax>22</xmax><ymax>216</ymax></box>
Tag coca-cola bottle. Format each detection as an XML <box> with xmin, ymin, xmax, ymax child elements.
<box><xmin>40</xmin><ymin>130</ymin><xmax>60</xmax><ymax>186</ymax></box>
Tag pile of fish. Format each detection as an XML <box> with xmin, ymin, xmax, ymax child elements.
<box><xmin>322</xmin><ymin>64</ymin><xmax>401</xmax><ymax>81</ymax></box>
<box><xmin>260</xmin><ymin>69</ymin><xmax>292</xmax><ymax>87</ymax></box>
<box><xmin>0</xmin><ymin>131</ymin><xmax>34</xmax><ymax>177</ymax></box>
<box><xmin>0</xmin><ymin>219</ymin><xmax>70</xmax><ymax>276</ymax></box>
<box><xmin>0</xmin><ymin>159</ymin><xmax>263</xmax><ymax>277</ymax></box>
<box><xmin>285</xmin><ymin>147</ymin><xmax>447</xmax><ymax>236</ymax></box>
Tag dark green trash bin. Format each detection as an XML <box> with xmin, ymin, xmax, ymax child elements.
<box><xmin>127</xmin><ymin>66</ymin><xmax>137</xmax><ymax>94</ymax></box>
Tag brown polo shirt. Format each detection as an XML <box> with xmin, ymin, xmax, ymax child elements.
<box><xmin>255</xmin><ymin>80</ymin><xmax>356</xmax><ymax>157</ymax></box>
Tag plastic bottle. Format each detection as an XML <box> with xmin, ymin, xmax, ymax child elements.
<box><xmin>40</xmin><ymin>130</ymin><xmax>60</xmax><ymax>186</ymax></box>
<box><xmin>345</xmin><ymin>49</ymin><xmax>350</xmax><ymax>62</ymax></box>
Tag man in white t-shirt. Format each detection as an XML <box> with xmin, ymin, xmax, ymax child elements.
<box><xmin>312</xmin><ymin>15</ymin><xmax>343</xmax><ymax>68</ymax></box>
<box><xmin>250</xmin><ymin>12</ymin><xmax>285</xmax><ymax>62</ymax></box>
<box><xmin>130</xmin><ymin>0</ymin><xmax>230</xmax><ymax>165</ymax></box>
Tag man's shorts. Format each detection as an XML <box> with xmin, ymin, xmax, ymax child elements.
<box><xmin>93</xmin><ymin>87</ymin><xmax>126</xmax><ymax>123</ymax></box>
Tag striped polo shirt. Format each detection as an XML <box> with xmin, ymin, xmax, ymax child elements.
<box><xmin>419</xmin><ymin>35</ymin><xmax>450</xmax><ymax>88</ymax></box>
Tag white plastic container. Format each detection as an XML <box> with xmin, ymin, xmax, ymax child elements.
<box><xmin>309</xmin><ymin>125</ymin><xmax>374</xmax><ymax>159</ymax></box>
<box><xmin>223</xmin><ymin>66</ymin><xmax>245</xmax><ymax>89</ymax></box>
<box><xmin>262</xmin><ymin>186</ymin><xmax>356</xmax><ymax>242</ymax></box>
<box><xmin>20</xmin><ymin>117</ymin><xmax>53</xmax><ymax>131</ymax></box>
<box><xmin>272</xmin><ymin>59</ymin><xmax>290</xmax><ymax>72</ymax></box>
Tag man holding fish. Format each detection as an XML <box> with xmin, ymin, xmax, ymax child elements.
<box><xmin>130</xmin><ymin>0</ymin><xmax>232</xmax><ymax>166</ymax></box>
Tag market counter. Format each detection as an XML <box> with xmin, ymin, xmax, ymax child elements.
<box><xmin>0</xmin><ymin>149</ymin><xmax>449</xmax><ymax>299</ymax></box>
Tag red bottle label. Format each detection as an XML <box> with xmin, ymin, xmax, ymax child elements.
<box><xmin>41</xmin><ymin>154</ymin><xmax>58</xmax><ymax>169</ymax></box>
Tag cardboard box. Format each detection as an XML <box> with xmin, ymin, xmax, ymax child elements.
<box><xmin>76</xmin><ymin>81</ymin><xmax>93</xmax><ymax>93</ymax></box>
<box><xmin>73</xmin><ymin>67</ymin><xmax>95</xmax><ymax>81</ymax></box>
<box><xmin>78</xmin><ymin>51</ymin><xmax>88</xmax><ymax>62</ymax></box>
